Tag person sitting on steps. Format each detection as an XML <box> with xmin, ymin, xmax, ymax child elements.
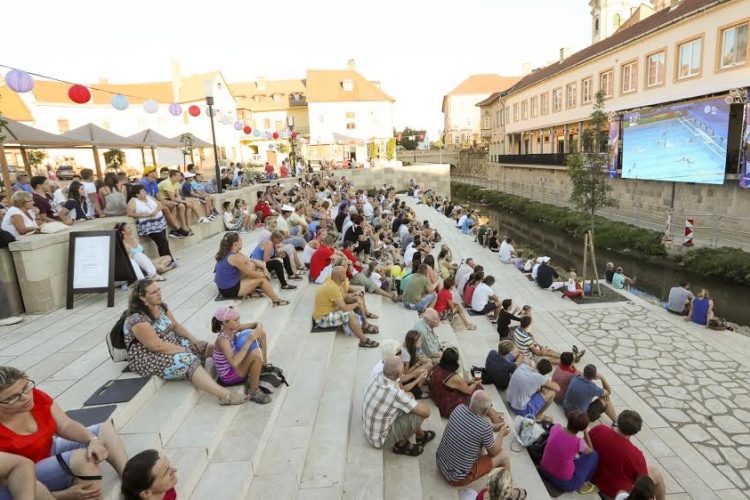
<box><xmin>506</xmin><ymin>358</ymin><xmax>558</xmax><ymax>422</ymax></box>
<box><xmin>564</xmin><ymin>364</ymin><xmax>619</xmax><ymax>425</ymax></box>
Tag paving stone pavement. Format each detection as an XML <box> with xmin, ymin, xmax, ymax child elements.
<box><xmin>558</xmin><ymin>306</ymin><xmax>750</xmax><ymax>491</ymax></box>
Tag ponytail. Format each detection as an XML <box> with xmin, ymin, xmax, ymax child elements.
<box><xmin>216</xmin><ymin>232</ymin><xmax>239</xmax><ymax>262</ymax></box>
<box><xmin>211</xmin><ymin>317</ymin><xmax>223</xmax><ymax>333</ymax></box>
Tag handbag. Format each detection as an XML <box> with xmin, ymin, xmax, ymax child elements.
<box><xmin>511</xmin><ymin>414</ymin><xmax>546</xmax><ymax>451</ymax></box>
<box><xmin>39</xmin><ymin>221</ymin><xmax>70</xmax><ymax>234</ymax></box>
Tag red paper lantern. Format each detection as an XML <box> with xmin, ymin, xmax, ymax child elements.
<box><xmin>272</xmin><ymin>132</ymin><xmax>279</xmax><ymax>139</ymax></box>
<box><xmin>68</xmin><ymin>84</ymin><xmax>91</xmax><ymax>104</ymax></box>
<box><xmin>292</xmin><ymin>132</ymin><xmax>298</xmax><ymax>139</ymax></box>
<box><xmin>188</xmin><ymin>105</ymin><xmax>201</xmax><ymax>117</ymax></box>
<box><xmin>243</xmin><ymin>126</ymin><xmax>252</xmax><ymax>135</ymax></box>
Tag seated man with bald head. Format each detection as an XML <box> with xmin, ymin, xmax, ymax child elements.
<box><xmin>436</xmin><ymin>390</ymin><xmax>513</xmax><ymax>487</ymax></box>
<box><xmin>412</xmin><ymin>308</ymin><xmax>444</xmax><ymax>362</ymax></box>
<box><xmin>362</xmin><ymin>356</ymin><xmax>434</xmax><ymax>457</ymax></box>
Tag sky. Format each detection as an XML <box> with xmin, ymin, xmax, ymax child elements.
<box><xmin>2</xmin><ymin>0</ymin><xmax>592</xmax><ymax>138</ymax></box>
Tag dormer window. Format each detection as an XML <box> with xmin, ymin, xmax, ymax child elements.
<box><xmin>342</xmin><ymin>79</ymin><xmax>354</xmax><ymax>92</ymax></box>
<box><xmin>253</xmin><ymin>96</ymin><xmax>261</xmax><ymax>102</ymax></box>
<box><xmin>292</xmin><ymin>93</ymin><xmax>303</xmax><ymax>101</ymax></box>
<box><xmin>272</xmin><ymin>94</ymin><xmax>282</xmax><ymax>102</ymax></box>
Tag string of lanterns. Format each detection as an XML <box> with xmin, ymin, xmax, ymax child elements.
<box><xmin>2</xmin><ymin>65</ymin><xmax>301</xmax><ymax>141</ymax></box>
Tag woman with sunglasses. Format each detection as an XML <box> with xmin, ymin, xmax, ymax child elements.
<box><xmin>0</xmin><ymin>366</ymin><xmax>128</xmax><ymax>499</ymax></box>
<box><xmin>124</xmin><ymin>278</ymin><xmax>249</xmax><ymax>405</ymax></box>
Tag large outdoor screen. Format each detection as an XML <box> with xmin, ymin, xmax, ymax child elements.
<box><xmin>622</xmin><ymin>96</ymin><xmax>730</xmax><ymax>184</ymax></box>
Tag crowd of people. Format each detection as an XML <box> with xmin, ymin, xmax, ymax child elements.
<box><xmin>0</xmin><ymin>171</ymin><xmax>673</xmax><ymax>500</ymax></box>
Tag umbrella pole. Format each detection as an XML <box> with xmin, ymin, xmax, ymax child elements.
<box><xmin>20</xmin><ymin>148</ymin><xmax>31</xmax><ymax>176</ymax></box>
<box><xmin>0</xmin><ymin>144</ymin><xmax>12</xmax><ymax>204</ymax></box>
<box><xmin>93</xmin><ymin>145</ymin><xmax>104</xmax><ymax>181</ymax></box>
<box><xmin>141</xmin><ymin>149</ymin><xmax>147</xmax><ymax>169</ymax></box>
<box><xmin>150</xmin><ymin>147</ymin><xmax>157</xmax><ymax>169</ymax></box>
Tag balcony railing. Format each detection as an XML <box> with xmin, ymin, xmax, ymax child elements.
<box><xmin>495</xmin><ymin>153</ymin><xmax>569</xmax><ymax>166</ymax></box>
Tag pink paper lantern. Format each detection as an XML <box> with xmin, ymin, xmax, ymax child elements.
<box><xmin>188</xmin><ymin>105</ymin><xmax>201</xmax><ymax>117</ymax></box>
<box><xmin>68</xmin><ymin>84</ymin><xmax>91</xmax><ymax>104</ymax></box>
<box><xmin>4</xmin><ymin>69</ymin><xmax>34</xmax><ymax>93</ymax></box>
<box><xmin>168</xmin><ymin>103</ymin><xmax>182</xmax><ymax>116</ymax></box>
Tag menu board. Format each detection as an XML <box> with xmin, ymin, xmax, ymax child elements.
<box><xmin>67</xmin><ymin>231</ymin><xmax>116</xmax><ymax>309</ymax></box>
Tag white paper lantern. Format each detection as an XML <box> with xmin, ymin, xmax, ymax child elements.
<box><xmin>143</xmin><ymin>99</ymin><xmax>159</xmax><ymax>114</ymax></box>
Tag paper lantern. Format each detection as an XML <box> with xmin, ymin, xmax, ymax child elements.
<box><xmin>272</xmin><ymin>132</ymin><xmax>279</xmax><ymax>139</ymax></box>
<box><xmin>253</xmin><ymin>129</ymin><xmax>260</xmax><ymax>137</ymax></box>
<box><xmin>143</xmin><ymin>99</ymin><xmax>159</xmax><ymax>114</ymax></box>
<box><xmin>291</xmin><ymin>132</ymin><xmax>298</xmax><ymax>139</ymax></box>
<box><xmin>220</xmin><ymin>114</ymin><xmax>230</xmax><ymax>125</ymax></box>
<box><xmin>111</xmin><ymin>94</ymin><xmax>130</xmax><ymax>110</ymax></box>
<box><xmin>234</xmin><ymin>121</ymin><xmax>243</xmax><ymax>131</ymax></box>
<box><xmin>168</xmin><ymin>103</ymin><xmax>182</xmax><ymax>116</ymax></box>
<box><xmin>243</xmin><ymin>126</ymin><xmax>252</xmax><ymax>135</ymax></box>
<box><xmin>4</xmin><ymin>69</ymin><xmax>34</xmax><ymax>93</ymax></box>
<box><xmin>68</xmin><ymin>84</ymin><xmax>91</xmax><ymax>104</ymax></box>
<box><xmin>205</xmin><ymin>107</ymin><xmax>216</xmax><ymax>118</ymax></box>
<box><xmin>188</xmin><ymin>105</ymin><xmax>201</xmax><ymax>117</ymax></box>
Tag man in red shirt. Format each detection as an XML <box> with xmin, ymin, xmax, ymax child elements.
<box><xmin>309</xmin><ymin>234</ymin><xmax>344</xmax><ymax>283</ymax></box>
<box><xmin>253</xmin><ymin>191</ymin><xmax>274</xmax><ymax>223</ymax></box>
<box><xmin>589</xmin><ymin>410</ymin><xmax>666</xmax><ymax>500</ymax></box>
<box><xmin>551</xmin><ymin>351</ymin><xmax>579</xmax><ymax>402</ymax></box>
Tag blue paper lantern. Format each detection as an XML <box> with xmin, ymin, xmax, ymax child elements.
<box><xmin>253</xmin><ymin>129</ymin><xmax>260</xmax><ymax>137</ymax></box>
<box><xmin>4</xmin><ymin>69</ymin><xmax>34</xmax><ymax>93</ymax></box>
<box><xmin>168</xmin><ymin>103</ymin><xmax>182</xmax><ymax>116</ymax></box>
<box><xmin>110</xmin><ymin>94</ymin><xmax>130</xmax><ymax>110</ymax></box>
<box><xmin>233</xmin><ymin>121</ymin><xmax>243</xmax><ymax>131</ymax></box>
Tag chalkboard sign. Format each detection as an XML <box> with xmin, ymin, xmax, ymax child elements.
<box><xmin>66</xmin><ymin>230</ymin><xmax>137</xmax><ymax>309</ymax></box>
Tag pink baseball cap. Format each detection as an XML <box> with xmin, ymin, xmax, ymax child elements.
<box><xmin>214</xmin><ymin>305</ymin><xmax>241</xmax><ymax>322</ymax></box>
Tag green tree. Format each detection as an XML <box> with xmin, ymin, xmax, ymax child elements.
<box><xmin>26</xmin><ymin>150</ymin><xmax>47</xmax><ymax>174</ymax></box>
<box><xmin>104</xmin><ymin>149</ymin><xmax>126</xmax><ymax>168</ymax></box>
<box><xmin>397</xmin><ymin>127</ymin><xmax>422</xmax><ymax>150</ymax></box>
<box><xmin>386</xmin><ymin>138</ymin><xmax>396</xmax><ymax>161</ymax></box>
<box><xmin>566</xmin><ymin>90</ymin><xmax>617</xmax><ymax>237</ymax></box>
<box><xmin>430</xmin><ymin>140</ymin><xmax>444</xmax><ymax>150</ymax></box>
<box><xmin>367</xmin><ymin>140</ymin><xmax>380</xmax><ymax>161</ymax></box>
<box><xmin>179</xmin><ymin>133</ymin><xmax>195</xmax><ymax>166</ymax></box>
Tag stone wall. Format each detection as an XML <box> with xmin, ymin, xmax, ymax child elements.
<box><xmin>344</xmin><ymin>163</ymin><xmax>451</xmax><ymax>198</ymax></box>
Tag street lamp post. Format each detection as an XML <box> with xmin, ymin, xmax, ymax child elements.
<box><xmin>204</xmin><ymin>79</ymin><xmax>223</xmax><ymax>194</ymax></box>
<box><xmin>287</xmin><ymin>116</ymin><xmax>296</xmax><ymax>176</ymax></box>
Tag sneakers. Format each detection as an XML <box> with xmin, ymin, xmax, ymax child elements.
<box><xmin>169</xmin><ymin>230</ymin><xmax>184</xmax><ymax>238</ymax></box>
<box><xmin>0</xmin><ymin>316</ymin><xmax>23</xmax><ymax>327</ymax></box>
<box><xmin>198</xmin><ymin>217</ymin><xmax>210</xmax><ymax>223</ymax></box>
<box><xmin>211</xmin><ymin>209</ymin><xmax>220</xmax><ymax>217</ymax></box>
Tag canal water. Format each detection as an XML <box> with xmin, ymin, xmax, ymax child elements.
<box><xmin>457</xmin><ymin>199</ymin><xmax>749</xmax><ymax>326</ymax></box>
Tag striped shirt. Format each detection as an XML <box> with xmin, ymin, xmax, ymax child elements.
<box><xmin>362</xmin><ymin>373</ymin><xmax>418</xmax><ymax>448</ymax></box>
<box><xmin>513</xmin><ymin>326</ymin><xmax>535</xmax><ymax>357</ymax></box>
<box><xmin>436</xmin><ymin>405</ymin><xmax>495</xmax><ymax>482</ymax></box>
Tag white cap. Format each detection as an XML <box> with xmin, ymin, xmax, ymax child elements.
<box><xmin>536</xmin><ymin>257</ymin><xmax>544</xmax><ymax>264</ymax></box>
<box><xmin>184</xmin><ymin>172</ymin><xmax>196</xmax><ymax>178</ymax></box>
<box><xmin>281</xmin><ymin>204</ymin><xmax>295</xmax><ymax>212</ymax></box>
<box><xmin>295</xmin><ymin>183</ymin><xmax>301</xmax><ymax>188</ymax></box>
<box><xmin>542</xmin><ymin>257</ymin><xmax>551</xmax><ymax>263</ymax></box>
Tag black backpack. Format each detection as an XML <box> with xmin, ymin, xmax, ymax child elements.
<box><xmin>106</xmin><ymin>311</ymin><xmax>131</xmax><ymax>362</ymax></box>
<box><xmin>258</xmin><ymin>365</ymin><xmax>289</xmax><ymax>394</ymax></box>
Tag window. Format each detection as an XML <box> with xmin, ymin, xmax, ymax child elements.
<box><xmin>483</xmin><ymin>116</ymin><xmax>490</xmax><ymax>128</ymax></box>
<box><xmin>599</xmin><ymin>69</ymin><xmax>614</xmax><ymax>97</ymax></box>
<box><xmin>646</xmin><ymin>51</ymin><xmax>666</xmax><ymax>87</ymax></box>
<box><xmin>342</xmin><ymin>79</ymin><xmax>354</xmax><ymax>91</ymax></box>
<box><xmin>566</xmin><ymin>83</ymin><xmax>577</xmax><ymax>108</ymax></box>
<box><xmin>513</xmin><ymin>103</ymin><xmax>519</xmax><ymax>122</ymax></box>
<box><xmin>530</xmin><ymin>96</ymin><xmax>538</xmax><ymax>117</ymax></box>
<box><xmin>346</xmin><ymin>111</ymin><xmax>356</xmax><ymax>119</ymax></box>
<box><xmin>552</xmin><ymin>88</ymin><xmax>562</xmax><ymax>112</ymax></box>
<box><xmin>720</xmin><ymin>22</ymin><xmax>748</xmax><ymax>69</ymax></box>
<box><xmin>621</xmin><ymin>61</ymin><xmax>637</xmax><ymax>94</ymax></box>
<box><xmin>496</xmin><ymin>110</ymin><xmax>500</xmax><ymax>126</ymax></box>
<box><xmin>581</xmin><ymin>77</ymin><xmax>592</xmax><ymax>104</ymax></box>
<box><xmin>272</xmin><ymin>94</ymin><xmax>282</xmax><ymax>102</ymax></box>
<box><xmin>540</xmin><ymin>93</ymin><xmax>549</xmax><ymax>115</ymax></box>
<box><xmin>318</xmin><ymin>115</ymin><xmax>324</xmax><ymax>123</ymax></box>
<box><xmin>57</xmin><ymin>119</ymin><xmax>69</xmax><ymax>133</ymax></box>
<box><xmin>677</xmin><ymin>38</ymin><xmax>702</xmax><ymax>79</ymax></box>
<box><xmin>613</xmin><ymin>13</ymin><xmax>621</xmax><ymax>28</ymax></box>
<box><xmin>263</xmin><ymin>118</ymin><xmax>271</xmax><ymax>129</ymax></box>
<box><xmin>594</xmin><ymin>17</ymin><xmax>599</xmax><ymax>34</ymax></box>
<box><xmin>521</xmin><ymin>100</ymin><xmax>528</xmax><ymax>120</ymax></box>
<box><xmin>346</xmin><ymin>122</ymin><xmax>356</xmax><ymax>130</ymax></box>
<box><xmin>275</xmin><ymin>121</ymin><xmax>282</xmax><ymax>132</ymax></box>
<box><xmin>505</xmin><ymin>107</ymin><xmax>510</xmax><ymax>124</ymax></box>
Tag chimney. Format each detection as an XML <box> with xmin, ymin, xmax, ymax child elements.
<box><xmin>170</xmin><ymin>59</ymin><xmax>182</xmax><ymax>102</ymax></box>
<box><xmin>560</xmin><ymin>47</ymin><xmax>572</xmax><ymax>62</ymax></box>
<box><xmin>256</xmin><ymin>77</ymin><xmax>266</xmax><ymax>91</ymax></box>
<box><xmin>98</xmin><ymin>78</ymin><xmax>108</xmax><ymax>84</ymax></box>
<box><xmin>522</xmin><ymin>63</ymin><xmax>532</xmax><ymax>76</ymax></box>
<box><xmin>347</xmin><ymin>59</ymin><xmax>356</xmax><ymax>70</ymax></box>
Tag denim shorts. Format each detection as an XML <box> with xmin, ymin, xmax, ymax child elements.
<box><xmin>0</xmin><ymin>424</ymin><xmax>101</xmax><ymax>498</ymax></box>
<box><xmin>404</xmin><ymin>293</ymin><xmax>437</xmax><ymax>311</ymax></box>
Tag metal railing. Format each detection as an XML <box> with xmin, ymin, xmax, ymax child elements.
<box><xmin>454</xmin><ymin>175</ymin><xmax>750</xmax><ymax>252</ymax></box>
<box><xmin>496</xmin><ymin>154</ymin><xmax>569</xmax><ymax>166</ymax></box>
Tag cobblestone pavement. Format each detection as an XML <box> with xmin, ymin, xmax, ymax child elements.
<box><xmin>558</xmin><ymin>306</ymin><xmax>750</xmax><ymax>491</ymax></box>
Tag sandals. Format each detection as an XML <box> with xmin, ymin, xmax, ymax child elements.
<box><xmin>364</xmin><ymin>324</ymin><xmax>380</xmax><ymax>334</ymax></box>
<box><xmin>359</xmin><ymin>339</ymin><xmax>379</xmax><ymax>348</ymax></box>
<box><xmin>574</xmin><ymin>349</ymin><xmax>586</xmax><ymax>363</ymax></box>
<box><xmin>248</xmin><ymin>389</ymin><xmax>272</xmax><ymax>405</ymax></box>
<box><xmin>151</xmin><ymin>275</ymin><xmax>167</xmax><ymax>282</ymax></box>
<box><xmin>273</xmin><ymin>299</ymin><xmax>290</xmax><ymax>307</ymax></box>
<box><xmin>365</xmin><ymin>313</ymin><xmax>379</xmax><ymax>319</ymax></box>
<box><xmin>390</xmin><ymin>291</ymin><xmax>399</xmax><ymax>303</ymax></box>
<box><xmin>219</xmin><ymin>391</ymin><xmax>248</xmax><ymax>406</ymax></box>
<box><xmin>281</xmin><ymin>284</ymin><xmax>298</xmax><ymax>290</ymax></box>
<box><xmin>415</xmin><ymin>430</ymin><xmax>436</xmax><ymax>446</ymax></box>
<box><xmin>288</xmin><ymin>275</ymin><xmax>303</xmax><ymax>281</ymax></box>
<box><xmin>466</xmin><ymin>324</ymin><xmax>477</xmax><ymax>330</ymax></box>
<box><xmin>577</xmin><ymin>482</ymin><xmax>599</xmax><ymax>495</ymax></box>
<box><xmin>392</xmin><ymin>441</ymin><xmax>424</xmax><ymax>457</ymax></box>
<box><xmin>507</xmin><ymin>488</ymin><xmax>528</xmax><ymax>500</ymax></box>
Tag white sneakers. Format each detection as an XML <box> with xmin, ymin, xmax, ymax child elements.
<box><xmin>0</xmin><ymin>316</ymin><xmax>23</xmax><ymax>326</ymax></box>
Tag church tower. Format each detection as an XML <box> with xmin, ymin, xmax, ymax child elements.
<box><xmin>589</xmin><ymin>0</ymin><xmax>639</xmax><ymax>44</ymax></box>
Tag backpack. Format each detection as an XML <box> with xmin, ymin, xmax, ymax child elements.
<box><xmin>106</xmin><ymin>311</ymin><xmax>131</xmax><ymax>362</ymax></box>
<box><xmin>258</xmin><ymin>364</ymin><xmax>289</xmax><ymax>394</ymax></box>
<box><xmin>527</xmin><ymin>422</ymin><xmax>553</xmax><ymax>464</ymax></box>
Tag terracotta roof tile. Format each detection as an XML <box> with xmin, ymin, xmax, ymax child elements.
<box><xmin>506</xmin><ymin>0</ymin><xmax>721</xmax><ymax>96</ymax></box>
<box><xmin>0</xmin><ymin>84</ymin><xmax>33</xmax><ymax>121</ymax></box>
<box><xmin>475</xmin><ymin>91</ymin><xmax>506</xmax><ymax>107</ymax></box>
<box><xmin>305</xmin><ymin>69</ymin><xmax>394</xmax><ymax>103</ymax></box>
<box><xmin>446</xmin><ymin>74</ymin><xmax>521</xmax><ymax>95</ymax></box>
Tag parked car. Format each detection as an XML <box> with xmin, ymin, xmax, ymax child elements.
<box><xmin>55</xmin><ymin>165</ymin><xmax>79</xmax><ymax>180</ymax></box>
<box><xmin>0</xmin><ymin>165</ymin><xmax>19</xmax><ymax>190</ymax></box>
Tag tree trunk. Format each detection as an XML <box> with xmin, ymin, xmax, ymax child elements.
<box><xmin>590</xmin><ymin>210</ymin><xmax>596</xmax><ymax>240</ymax></box>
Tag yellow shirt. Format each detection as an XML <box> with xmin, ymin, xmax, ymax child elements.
<box><xmin>158</xmin><ymin>179</ymin><xmax>177</xmax><ymax>200</ymax></box>
<box><xmin>313</xmin><ymin>277</ymin><xmax>343</xmax><ymax>319</ymax></box>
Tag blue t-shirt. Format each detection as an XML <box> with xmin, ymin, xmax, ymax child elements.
<box><xmin>180</xmin><ymin>181</ymin><xmax>192</xmax><ymax>199</ymax></box>
<box><xmin>232</xmin><ymin>176</ymin><xmax>243</xmax><ymax>187</ymax></box>
<box><xmin>461</xmin><ymin>217</ymin><xmax>474</xmax><ymax>234</ymax></box>
<box><xmin>139</xmin><ymin>178</ymin><xmax>158</xmax><ymax>197</ymax></box>
<box><xmin>563</xmin><ymin>375</ymin><xmax>604</xmax><ymax>413</ymax></box>
<box><xmin>612</xmin><ymin>272</ymin><xmax>625</xmax><ymax>289</ymax></box>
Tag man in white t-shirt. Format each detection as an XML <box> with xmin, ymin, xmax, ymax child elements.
<box><xmin>79</xmin><ymin>168</ymin><xmax>101</xmax><ymax>217</ymax></box>
<box><xmin>457</xmin><ymin>263</ymin><xmax>482</xmax><ymax>300</ymax></box>
<box><xmin>454</xmin><ymin>258</ymin><xmax>475</xmax><ymax>289</ymax></box>
<box><xmin>363</xmin><ymin>197</ymin><xmax>374</xmax><ymax>221</ymax></box>
<box><xmin>456</xmin><ymin>212</ymin><xmax>467</xmax><ymax>229</ymax></box>
<box><xmin>531</xmin><ymin>257</ymin><xmax>544</xmax><ymax>281</ymax></box>
<box><xmin>404</xmin><ymin>237</ymin><xmax>424</xmax><ymax>268</ymax></box>
<box><xmin>471</xmin><ymin>276</ymin><xmax>502</xmax><ymax>321</ymax></box>
<box><xmin>499</xmin><ymin>238</ymin><xmax>516</xmax><ymax>263</ymax></box>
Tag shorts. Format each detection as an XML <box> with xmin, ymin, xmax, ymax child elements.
<box><xmin>667</xmin><ymin>307</ymin><xmax>688</xmax><ymax>316</ymax></box>
<box><xmin>314</xmin><ymin>310</ymin><xmax>350</xmax><ymax>328</ymax></box>
<box><xmin>382</xmin><ymin>412</ymin><xmax>422</xmax><ymax>449</ymax></box>
<box><xmin>0</xmin><ymin>425</ymin><xmax>101</xmax><ymax>498</ymax></box>
<box><xmin>512</xmin><ymin>392</ymin><xmax>546</xmax><ymax>416</ymax></box>
<box><xmin>404</xmin><ymin>293</ymin><xmax>437</xmax><ymax>311</ymax></box>
<box><xmin>587</xmin><ymin>399</ymin><xmax>605</xmax><ymax>421</ymax></box>
<box><xmin>473</xmin><ymin>302</ymin><xmax>497</xmax><ymax>315</ymax></box>
<box><xmin>445</xmin><ymin>455</ymin><xmax>494</xmax><ymax>487</ymax></box>
<box><xmin>352</xmin><ymin>273</ymin><xmax>378</xmax><ymax>293</ymax></box>
<box><xmin>217</xmin><ymin>282</ymin><xmax>241</xmax><ymax>298</ymax></box>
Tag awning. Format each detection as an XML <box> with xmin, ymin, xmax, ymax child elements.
<box><xmin>63</xmin><ymin>123</ymin><xmax>144</xmax><ymax>147</ymax></box>
<box><xmin>1</xmin><ymin>118</ymin><xmax>87</xmax><ymax>147</ymax></box>
<box><xmin>167</xmin><ymin>133</ymin><xmax>213</xmax><ymax>149</ymax></box>
<box><xmin>332</xmin><ymin>132</ymin><xmax>365</xmax><ymax>146</ymax></box>
<box><xmin>127</xmin><ymin>129</ymin><xmax>180</xmax><ymax>148</ymax></box>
